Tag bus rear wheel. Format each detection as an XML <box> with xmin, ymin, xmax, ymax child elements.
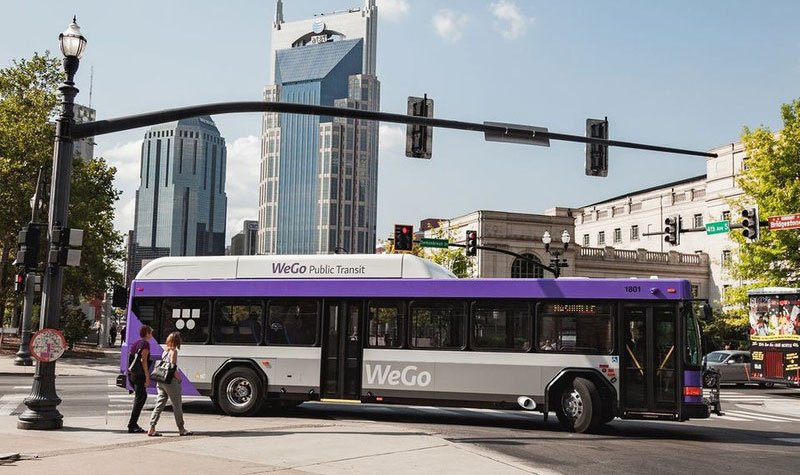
<box><xmin>216</xmin><ymin>367</ymin><xmax>264</xmax><ymax>416</ymax></box>
<box><xmin>555</xmin><ymin>377</ymin><xmax>602</xmax><ymax>433</ymax></box>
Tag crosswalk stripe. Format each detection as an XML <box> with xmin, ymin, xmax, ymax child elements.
<box><xmin>725</xmin><ymin>410</ymin><xmax>800</xmax><ymax>422</ymax></box>
<box><xmin>0</xmin><ymin>394</ymin><xmax>26</xmax><ymax>416</ymax></box>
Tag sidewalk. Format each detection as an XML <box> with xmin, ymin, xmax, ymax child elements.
<box><xmin>0</xmin><ymin>412</ymin><xmax>552</xmax><ymax>474</ymax></box>
<box><xmin>0</xmin><ymin>347</ymin><xmax>121</xmax><ymax>377</ymax></box>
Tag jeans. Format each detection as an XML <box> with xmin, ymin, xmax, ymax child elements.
<box><xmin>127</xmin><ymin>374</ymin><xmax>147</xmax><ymax>429</ymax></box>
<box><xmin>149</xmin><ymin>379</ymin><xmax>184</xmax><ymax>431</ymax></box>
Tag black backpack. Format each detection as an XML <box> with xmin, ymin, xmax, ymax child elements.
<box><xmin>127</xmin><ymin>342</ymin><xmax>144</xmax><ymax>375</ymax></box>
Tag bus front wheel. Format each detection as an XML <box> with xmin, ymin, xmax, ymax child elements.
<box><xmin>216</xmin><ymin>367</ymin><xmax>264</xmax><ymax>416</ymax></box>
<box><xmin>555</xmin><ymin>377</ymin><xmax>602</xmax><ymax>433</ymax></box>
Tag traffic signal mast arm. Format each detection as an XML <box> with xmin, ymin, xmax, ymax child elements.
<box><xmin>447</xmin><ymin>242</ymin><xmax>560</xmax><ymax>276</ymax></box>
<box><xmin>71</xmin><ymin>101</ymin><xmax>717</xmax><ymax>159</ymax></box>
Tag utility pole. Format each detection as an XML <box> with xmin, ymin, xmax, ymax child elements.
<box><xmin>15</xmin><ymin>167</ymin><xmax>46</xmax><ymax>366</ymax></box>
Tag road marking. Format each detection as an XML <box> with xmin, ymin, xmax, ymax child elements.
<box><xmin>107</xmin><ymin>410</ymin><xmax>129</xmax><ymax>415</ymax></box>
<box><xmin>0</xmin><ymin>394</ymin><xmax>26</xmax><ymax>416</ymax></box>
<box><xmin>725</xmin><ymin>410</ymin><xmax>800</xmax><ymax>423</ymax></box>
<box><xmin>772</xmin><ymin>438</ymin><xmax>800</xmax><ymax>444</ymax></box>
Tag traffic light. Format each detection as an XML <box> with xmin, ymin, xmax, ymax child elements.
<box><xmin>465</xmin><ymin>230</ymin><xmax>477</xmax><ymax>257</ymax></box>
<box><xmin>394</xmin><ymin>224</ymin><xmax>414</xmax><ymax>252</ymax></box>
<box><xmin>112</xmin><ymin>285</ymin><xmax>129</xmax><ymax>309</ymax></box>
<box><xmin>664</xmin><ymin>216</ymin><xmax>681</xmax><ymax>245</ymax></box>
<box><xmin>14</xmin><ymin>273</ymin><xmax>25</xmax><ymax>293</ymax></box>
<box><xmin>741</xmin><ymin>207</ymin><xmax>759</xmax><ymax>241</ymax></box>
<box><xmin>12</xmin><ymin>223</ymin><xmax>42</xmax><ymax>271</ymax></box>
<box><xmin>51</xmin><ymin>227</ymin><xmax>84</xmax><ymax>266</ymax></box>
<box><xmin>406</xmin><ymin>95</ymin><xmax>433</xmax><ymax>159</ymax></box>
<box><xmin>585</xmin><ymin>117</ymin><xmax>609</xmax><ymax>177</ymax></box>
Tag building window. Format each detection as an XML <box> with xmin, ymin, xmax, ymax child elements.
<box><xmin>722</xmin><ymin>250</ymin><xmax>732</xmax><ymax>268</ymax></box>
<box><xmin>722</xmin><ymin>210</ymin><xmax>731</xmax><ymax>221</ymax></box>
<box><xmin>511</xmin><ymin>254</ymin><xmax>544</xmax><ymax>279</ymax></box>
<box><xmin>582</xmin><ymin>234</ymin><xmax>590</xmax><ymax>247</ymax></box>
<box><xmin>598</xmin><ymin>231</ymin><xmax>605</xmax><ymax>246</ymax></box>
<box><xmin>613</xmin><ymin>228</ymin><xmax>622</xmax><ymax>244</ymax></box>
<box><xmin>630</xmin><ymin>225</ymin><xmax>639</xmax><ymax>241</ymax></box>
<box><xmin>691</xmin><ymin>284</ymin><xmax>699</xmax><ymax>298</ymax></box>
<box><xmin>693</xmin><ymin>214</ymin><xmax>703</xmax><ymax>228</ymax></box>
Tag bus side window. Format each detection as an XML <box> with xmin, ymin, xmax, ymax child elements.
<box><xmin>367</xmin><ymin>300</ymin><xmax>403</xmax><ymax>348</ymax></box>
<box><xmin>267</xmin><ymin>299</ymin><xmax>319</xmax><ymax>346</ymax></box>
<box><xmin>132</xmin><ymin>298</ymin><xmax>161</xmax><ymax>341</ymax></box>
<box><xmin>162</xmin><ymin>298</ymin><xmax>210</xmax><ymax>344</ymax></box>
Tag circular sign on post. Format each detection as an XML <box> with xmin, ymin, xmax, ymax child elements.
<box><xmin>30</xmin><ymin>328</ymin><xmax>67</xmax><ymax>362</ymax></box>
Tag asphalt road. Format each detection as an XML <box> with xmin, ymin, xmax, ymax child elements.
<box><xmin>3</xmin><ymin>376</ymin><xmax>800</xmax><ymax>474</ymax></box>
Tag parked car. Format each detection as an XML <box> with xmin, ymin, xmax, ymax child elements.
<box><xmin>702</xmin><ymin>350</ymin><xmax>774</xmax><ymax>388</ymax></box>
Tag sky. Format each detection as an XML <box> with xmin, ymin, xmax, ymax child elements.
<box><xmin>2</xmin><ymin>0</ymin><xmax>799</xmax><ymax>245</ymax></box>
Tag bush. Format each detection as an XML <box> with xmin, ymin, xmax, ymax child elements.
<box><xmin>61</xmin><ymin>306</ymin><xmax>91</xmax><ymax>351</ymax></box>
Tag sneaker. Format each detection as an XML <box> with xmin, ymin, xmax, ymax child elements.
<box><xmin>128</xmin><ymin>426</ymin><xmax>146</xmax><ymax>434</ymax></box>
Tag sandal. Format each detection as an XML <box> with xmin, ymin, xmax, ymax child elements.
<box><xmin>147</xmin><ymin>431</ymin><xmax>162</xmax><ymax>437</ymax></box>
<box><xmin>179</xmin><ymin>431</ymin><xmax>194</xmax><ymax>436</ymax></box>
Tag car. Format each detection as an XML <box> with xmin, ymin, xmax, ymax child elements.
<box><xmin>702</xmin><ymin>350</ymin><xmax>774</xmax><ymax>388</ymax></box>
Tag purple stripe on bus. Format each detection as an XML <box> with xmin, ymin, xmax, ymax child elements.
<box><xmin>121</xmin><ymin>311</ymin><xmax>201</xmax><ymax>396</ymax></box>
<box><xmin>130</xmin><ymin>278</ymin><xmax>692</xmax><ymax>300</ymax></box>
<box><xmin>684</xmin><ymin>395</ymin><xmax>703</xmax><ymax>404</ymax></box>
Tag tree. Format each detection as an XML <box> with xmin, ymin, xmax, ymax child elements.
<box><xmin>718</xmin><ymin>99</ymin><xmax>800</xmax><ymax>344</ymax></box>
<box><xmin>0</xmin><ymin>53</ymin><xmax>61</xmax><ymax>320</ymax></box>
<box><xmin>0</xmin><ymin>52</ymin><xmax>123</xmax><ymax>318</ymax></box>
<box><xmin>420</xmin><ymin>221</ymin><xmax>474</xmax><ymax>279</ymax></box>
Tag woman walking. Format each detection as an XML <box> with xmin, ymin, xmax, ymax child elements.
<box><xmin>127</xmin><ymin>325</ymin><xmax>152</xmax><ymax>433</ymax></box>
<box><xmin>148</xmin><ymin>331</ymin><xmax>193</xmax><ymax>436</ymax></box>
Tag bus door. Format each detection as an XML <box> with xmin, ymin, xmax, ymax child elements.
<box><xmin>321</xmin><ymin>300</ymin><xmax>363</xmax><ymax>401</ymax></box>
<box><xmin>620</xmin><ymin>304</ymin><xmax>678</xmax><ymax>416</ymax></box>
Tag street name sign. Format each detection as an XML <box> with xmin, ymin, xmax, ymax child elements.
<box><xmin>419</xmin><ymin>238</ymin><xmax>449</xmax><ymax>249</ymax></box>
<box><xmin>768</xmin><ymin>213</ymin><xmax>800</xmax><ymax>230</ymax></box>
<box><xmin>705</xmin><ymin>220</ymin><xmax>730</xmax><ymax>235</ymax></box>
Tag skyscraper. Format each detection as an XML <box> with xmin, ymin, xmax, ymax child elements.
<box><xmin>258</xmin><ymin>0</ymin><xmax>379</xmax><ymax>255</ymax></box>
<box><xmin>126</xmin><ymin>116</ymin><xmax>228</xmax><ymax>284</ymax></box>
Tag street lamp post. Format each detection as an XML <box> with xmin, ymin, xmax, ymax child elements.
<box><xmin>17</xmin><ymin>17</ymin><xmax>86</xmax><ymax>431</ymax></box>
<box><xmin>542</xmin><ymin>229</ymin><xmax>570</xmax><ymax>278</ymax></box>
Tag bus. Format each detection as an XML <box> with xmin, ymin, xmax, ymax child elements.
<box><xmin>748</xmin><ymin>287</ymin><xmax>800</xmax><ymax>387</ymax></box>
<box><xmin>117</xmin><ymin>254</ymin><xmax>710</xmax><ymax>433</ymax></box>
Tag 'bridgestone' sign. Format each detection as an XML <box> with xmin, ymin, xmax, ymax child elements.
<box><xmin>768</xmin><ymin>214</ymin><xmax>800</xmax><ymax>230</ymax></box>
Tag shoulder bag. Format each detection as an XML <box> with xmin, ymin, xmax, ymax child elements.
<box><xmin>127</xmin><ymin>342</ymin><xmax>144</xmax><ymax>375</ymax></box>
<box><xmin>150</xmin><ymin>350</ymin><xmax>177</xmax><ymax>384</ymax></box>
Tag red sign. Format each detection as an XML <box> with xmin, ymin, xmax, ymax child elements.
<box><xmin>768</xmin><ymin>214</ymin><xmax>800</xmax><ymax>230</ymax></box>
<box><xmin>29</xmin><ymin>328</ymin><xmax>67</xmax><ymax>362</ymax></box>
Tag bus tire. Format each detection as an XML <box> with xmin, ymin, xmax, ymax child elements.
<box><xmin>556</xmin><ymin>377</ymin><xmax>602</xmax><ymax>433</ymax></box>
<box><xmin>759</xmin><ymin>382</ymin><xmax>774</xmax><ymax>389</ymax></box>
<box><xmin>216</xmin><ymin>367</ymin><xmax>264</xmax><ymax>416</ymax></box>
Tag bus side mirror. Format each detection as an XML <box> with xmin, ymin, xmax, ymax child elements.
<box><xmin>702</xmin><ymin>303</ymin><xmax>712</xmax><ymax>320</ymax></box>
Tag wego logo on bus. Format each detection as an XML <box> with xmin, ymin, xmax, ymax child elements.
<box><xmin>365</xmin><ymin>364</ymin><xmax>432</xmax><ymax>387</ymax></box>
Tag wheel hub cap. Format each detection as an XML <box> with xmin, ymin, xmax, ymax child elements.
<box><xmin>226</xmin><ymin>377</ymin><xmax>253</xmax><ymax>408</ymax></box>
<box><xmin>563</xmin><ymin>389</ymin><xmax>583</xmax><ymax>419</ymax></box>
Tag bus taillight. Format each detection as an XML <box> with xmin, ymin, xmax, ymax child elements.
<box><xmin>683</xmin><ymin>386</ymin><xmax>702</xmax><ymax>397</ymax></box>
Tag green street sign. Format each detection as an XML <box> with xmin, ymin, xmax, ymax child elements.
<box><xmin>705</xmin><ymin>220</ymin><xmax>730</xmax><ymax>235</ymax></box>
<box><xmin>419</xmin><ymin>238</ymin><xmax>449</xmax><ymax>249</ymax></box>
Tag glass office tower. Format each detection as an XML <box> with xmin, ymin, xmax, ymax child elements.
<box><xmin>259</xmin><ymin>0</ymin><xmax>379</xmax><ymax>255</ymax></box>
<box><xmin>127</xmin><ymin>116</ymin><xmax>228</xmax><ymax>283</ymax></box>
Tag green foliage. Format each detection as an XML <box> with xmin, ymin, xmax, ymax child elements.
<box><xmin>0</xmin><ymin>52</ymin><xmax>61</xmax><ymax>307</ymax></box>
<box><xmin>0</xmin><ymin>51</ymin><xmax>123</xmax><ymax>306</ymax></box>
<box><xmin>724</xmin><ymin>99</ymin><xmax>800</xmax><ymax>306</ymax></box>
<box><xmin>61</xmin><ymin>305</ymin><xmax>90</xmax><ymax>351</ymax></box>
<box><xmin>422</xmin><ymin>222</ymin><xmax>475</xmax><ymax>278</ymax></box>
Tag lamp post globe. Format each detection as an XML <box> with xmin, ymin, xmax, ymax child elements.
<box><xmin>18</xmin><ymin>17</ymin><xmax>87</xmax><ymax>431</ymax></box>
<box><xmin>561</xmin><ymin>230</ymin><xmax>571</xmax><ymax>245</ymax></box>
<box><xmin>59</xmin><ymin>17</ymin><xmax>87</xmax><ymax>59</ymax></box>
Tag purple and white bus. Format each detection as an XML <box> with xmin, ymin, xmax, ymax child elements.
<box><xmin>118</xmin><ymin>254</ymin><xmax>709</xmax><ymax>433</ymax></box>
